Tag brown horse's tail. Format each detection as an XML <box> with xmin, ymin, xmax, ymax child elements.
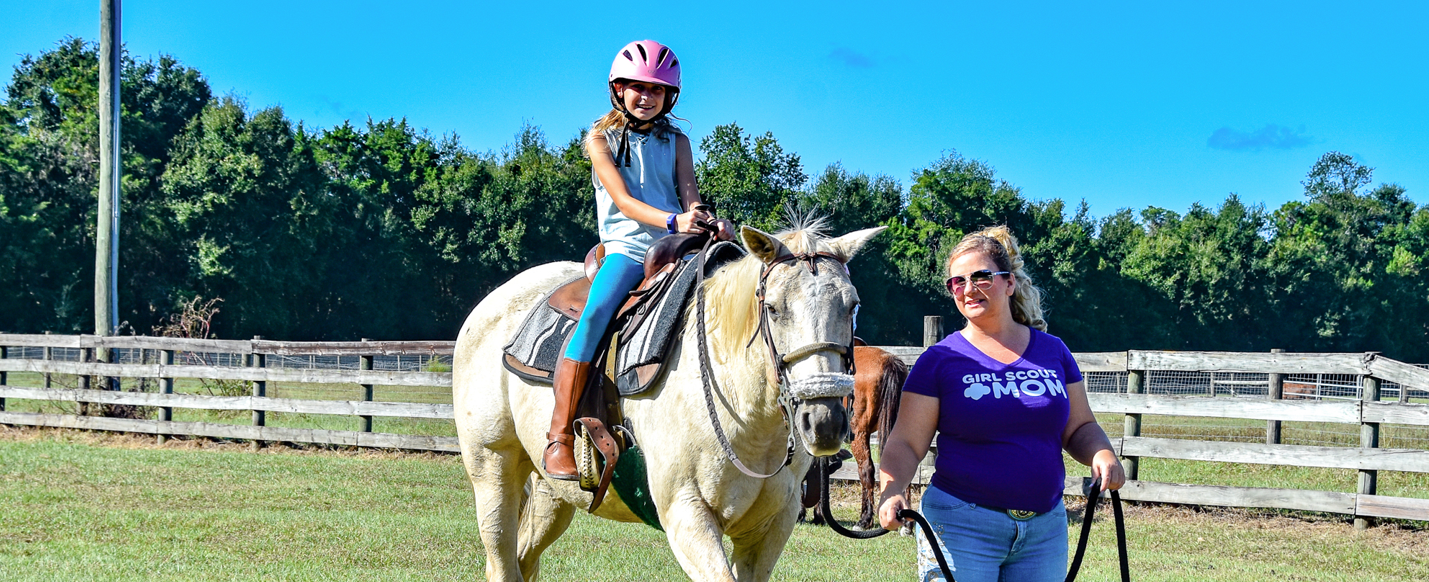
<box><xmin>876</xmin><ymin>353</ymin><xmax>909</xmax><ymax>454</ymax></box>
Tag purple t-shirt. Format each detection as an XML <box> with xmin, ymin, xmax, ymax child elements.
<box><xmin>902</xmin><ymin>329</ymin><xmax>1082</xmax><ymax>514</ymax></box>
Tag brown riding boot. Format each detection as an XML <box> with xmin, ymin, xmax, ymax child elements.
<box><xmin>543</xmin><ymin>358</ymin><xmax>591</xmax><ymax>481</ymax></box>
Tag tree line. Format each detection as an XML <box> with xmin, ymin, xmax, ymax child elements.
<box><xmin>2</xmin><ymin>39</ymin><xmax>1427</xmax><ymax>360</ymax></box>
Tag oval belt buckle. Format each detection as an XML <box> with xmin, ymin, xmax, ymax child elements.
<box><xmin>1008</xmin><ymin>509</ymin><xmax>1037</xmax><ymax>521</ymax></box>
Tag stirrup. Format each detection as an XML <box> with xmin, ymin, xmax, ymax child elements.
<box><xmin>575</xmin><ymin>422</ymin><xmax>600</xmax><ymax>491</ymax></box>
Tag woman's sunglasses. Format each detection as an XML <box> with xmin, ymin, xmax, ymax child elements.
<box><xmin>945</xmin><ymin>270</ymin><xmax>1011</xmax><ymax>295</ymax></box>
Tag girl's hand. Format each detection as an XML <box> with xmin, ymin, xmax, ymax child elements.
<box><xmin>675</xmin><ymin>208</ymin><xmax>712</xmax><ymax>234</ymax></box>
<box><xmin>1091</xmin><ymin>449</ymin><xmax>1126</xmax><ymax>491</ymax></box>
<box><xmin>878</xmin><ymin>494</ymin><xmax>911</xmax><ymax>531</ymax></box>
<box><xmin>677</xmin><ymin>207</ymin><xmax>729</xmax><ymax>237</ymax></box>
<box><xmin>712</xmin><ymin>218</ymin><xmax>735</xmax><ymax>241</ymax></box>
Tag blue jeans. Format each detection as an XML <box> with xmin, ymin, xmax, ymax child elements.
<box><xmin>916</xmin><ymin>484</ymin><xmax>1068</xmax><ymax>582</ymax></box>
<box><xmin>563</xmin><ymin>253</ymin><xmax>646</xmax><ymax>362</ymax></box>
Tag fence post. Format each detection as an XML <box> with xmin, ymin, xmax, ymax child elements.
<box><xmin>1356</xmin><ymin>369</ymin><xmax>1381</xmax><ymax>531</ymax></box>
<box><xmin>361</xmin><ymin>339</ymin><xmax>374</xmax><ymax>434</ymax></box>
<box><xmin>1123</xmin><ymin>366</ymin><xmax>1144</xmax><ymax>481</ymax></box>
<box><xmin>1267</xmin><ymin>348</ymin><xmax>1283</xmax><ymax>445</ymax></box>
<box><xmin>43</xmin><ymin>332</ymin><xmax>52</xmax><ymax>389</ymax></box>
<box><xmin>251</xmin><ymin>336</ymin><xmax>266</xmax><ymax>451</ymax></box>
<box><xmin>1401</xmin><ymin>369</ymin><xmax>1412</xmax><ymax>404</ymax></box>
<box><xmin>920</xmin><ymin>318</ymin><xmax>943</xmax><ymax>474</ymax></box>
<box><xmin>1</xmin><ymin>345</ymin><xmax>8</xmax><ymax>414</ymax></box>
<box><xmin>157</xmin><ymin>349</ymin><xmax>174</xmax><ymax>445</ymax></box>
<box><xmin>78</xmin><ymin>347</ymin><xmax>92</xmax><ymax>415</ymax></box>
<box><xmin>923</xmin><ymin>316</ymin><xmax>943</xmax><ymax>348</ymax></box>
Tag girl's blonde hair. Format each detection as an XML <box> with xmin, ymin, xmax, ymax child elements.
<box><xmin>586</xmin><ymin>108</ymin><xmax>684</xmax><ymax>147</ymax></box>
<box><xmin>586</xmin><ymin>80</ymin><xmax>686</xmax><ymax>152</ymax></box>
<box><xmin>946</xmin><ymin>226</ymin><xmax>1047</xmax><ymax>331</ymax></box>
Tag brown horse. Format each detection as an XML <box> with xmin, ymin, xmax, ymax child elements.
<box><xmin>801</xmin><ymin>345</ymin><xmax>910</xmax><ymax>529</ymax></box>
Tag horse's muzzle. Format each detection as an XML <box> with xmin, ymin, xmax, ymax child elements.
<box><xmin>789</xmin><ymin>374</ymin><xmax>853</xmax><ymax>457</ymax></box>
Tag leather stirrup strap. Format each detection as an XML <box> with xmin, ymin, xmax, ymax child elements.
<box><xmin>573</xmin><ymin>418</ymin><xmax>621</xmax><ymax>513</ymax></box>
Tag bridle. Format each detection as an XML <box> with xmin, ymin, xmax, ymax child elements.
<box><xmin>695</xmin><ymin>240</ymin><xmax>857</xmax><ymax>479</ymax></box>
<box><xmin>750</xmin><ymin>251</ymin><xmax>859</xmax><ymax>386</ymax></box>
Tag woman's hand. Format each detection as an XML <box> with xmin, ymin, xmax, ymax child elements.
<box><xmin>1091</xmin><ymin>449</ymin><xmax>1126</xmax><ymax>491</ymax></box>
<box><xmin>878</xmin><ymin>493</ymin><xmax>911</xmax><ymax>531</ymax></box>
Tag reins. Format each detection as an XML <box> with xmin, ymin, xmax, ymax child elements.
<box><xmin>695</xmin><ymin>235</ymin><xmax>795</xmax><ymax>478</ymax></box>
<box><xmin>816</xmin><ymin>456</ymin><xmax>1129</xmax><ymax>582</ymax></box>
<box><xmin>693</xmin><ymin>234</ymin><xmax>858</xmax><ymax>480</ymax></box>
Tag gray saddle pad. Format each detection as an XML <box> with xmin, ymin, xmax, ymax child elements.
<box><xmin>502</xmin><ymin>241</ymin><xmax>745</xmax><ymax>396</ymax></box>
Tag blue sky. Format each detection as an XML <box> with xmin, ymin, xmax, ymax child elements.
<box><xmin>4</xmin><ymin>1</ymin><xmax>1426</xmax><ymax>219</ymax></box>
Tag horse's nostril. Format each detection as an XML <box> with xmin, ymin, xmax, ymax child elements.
<box><xmin>800</xmin><ymin>413</ymin><xmax>814</xmax><ymax>435</ymax></box>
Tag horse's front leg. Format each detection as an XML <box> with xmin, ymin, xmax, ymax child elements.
<box><xmin>662</xmin><ymin>498</ymin><xmax>737</xmax><ymax>582</ymax></box>
<box><xmin>729</xmin><ymin>501</ymin><xmax>800</xmax><ymax>582</ymax></box>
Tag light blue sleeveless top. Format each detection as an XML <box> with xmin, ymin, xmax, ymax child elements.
<box><xmin>594</xmin><ymin>126</ymin><xmax>682</xmax><ymax>262</ymax></box>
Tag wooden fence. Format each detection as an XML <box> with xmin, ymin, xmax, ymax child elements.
<box><xmin>0</xmin><ymin>334</ymin><xmax>457</xmax><ymax>451</ymax></box>
<box><xmin>2</xmin><ymin>332</ymin><xmax>1427</xmax><ymax>527</ymax></box>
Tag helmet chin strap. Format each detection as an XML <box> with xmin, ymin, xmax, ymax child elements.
<box><xmin>609</xmin><ymin>83</ymin><xmax>677</xmax><ymax>167</ymax></box>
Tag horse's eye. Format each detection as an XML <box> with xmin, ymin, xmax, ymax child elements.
<box><xmin>766</xmin><ymin>305</ymin><xmax>780</xmax><ymax>319</ymax></box>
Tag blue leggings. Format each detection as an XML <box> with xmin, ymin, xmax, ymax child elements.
<box><xmin>564</xmin><ymin>253</ymin><xmax>646</xmax><ymax>362</ymax></box>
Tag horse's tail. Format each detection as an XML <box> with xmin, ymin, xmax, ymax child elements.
<box><xmin>875</xmin><ymin>352</ymin><xmax>909</xmax><ymax>454</ymax></box>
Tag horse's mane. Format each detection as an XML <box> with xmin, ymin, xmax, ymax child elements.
<box><xmin>699</xmin><ymin>216</ymin><xmax>835</xmax><ymax>362</ymax></box>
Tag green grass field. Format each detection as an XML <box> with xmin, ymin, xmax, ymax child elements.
<box><xmin>1</xmin><ymin>427</ymin><xmax>1425</xmax><ymax>581</ymax></box>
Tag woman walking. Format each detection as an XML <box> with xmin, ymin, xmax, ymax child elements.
<box><xmin>877</xmin><ymin>226</ymin><xmax>1125</xmax><ymax>582</ymax></box>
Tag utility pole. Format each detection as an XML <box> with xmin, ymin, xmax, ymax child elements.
<box><xmin>96</xmin><ymin>0</ymin><xmax>122</xmax><ymax>385</ymax></box>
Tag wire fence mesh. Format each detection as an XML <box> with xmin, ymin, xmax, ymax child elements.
<box><xmin>4</xmin><ymin>346</ymin><xmax>453</xmax><ymax>371</ymax></box>
<box><xmin>1083</xmin><ymin>366</ymin><xmax>1429</xmax><ymax>450</ymax></box>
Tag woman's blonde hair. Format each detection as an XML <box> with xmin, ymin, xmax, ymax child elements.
<box><xmin>946</xmin><ymin>226</ymin><xmax>1047</xmax><ymax>331</ymax></box>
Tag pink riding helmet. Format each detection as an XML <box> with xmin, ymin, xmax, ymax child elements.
<box><xmin>609</xmin><ymin>40</ymin><xmax>681</xmax><ymax>89</ymax></box>
<box><xmin>607</xmin><ymin>40</ymin><xmax>681</xmax><ymax>167</ymax></box>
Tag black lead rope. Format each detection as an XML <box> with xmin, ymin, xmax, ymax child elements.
<box><xmin>1066</xmin><ymin>479</ymin><xmax>1130</xmax><ymax>582</ymax></box>
<box><xmin>897</xmin><ymin>508</ymin><xmax>958</xmax><ymax>581</ymax></box>
<box><xmin>817</xmin><ymin>456</ymin><xmax>891</xmax><ymax>540</ymax></box>
<box><xmin>816</xmin><ymin>456</ymin><xmax>1128</xmax><ymax>582</ymax></box>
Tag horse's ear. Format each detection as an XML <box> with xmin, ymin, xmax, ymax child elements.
<box><xmin>741</xmin><ymin>225</ymin><xmax>790</xmax><ymax>264</ymax></box>
<box><xmin>828</xmin><ymin>226</ymin><xmax>887</xmax><ymax>263</ymax></box>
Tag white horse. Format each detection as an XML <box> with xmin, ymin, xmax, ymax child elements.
<box><xmin>454</xmin><ymin>224</ymin><xmax>884</xmax><ymax>581</ymax></box>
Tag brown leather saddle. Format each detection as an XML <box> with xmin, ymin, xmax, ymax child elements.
<box><xmin>505</xmin><ymin>233</ymin><xmax>713</xmax><ymax>510</ymax></box>
<box><xmin>506</xmin><ymin>233</ymin><xmax>711</xmax><ymax>382</ymax></box>
<box><xmin>550</xmin><ymin>233</ymin><xmax>710</xmax><ymax>322</ymax></box>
